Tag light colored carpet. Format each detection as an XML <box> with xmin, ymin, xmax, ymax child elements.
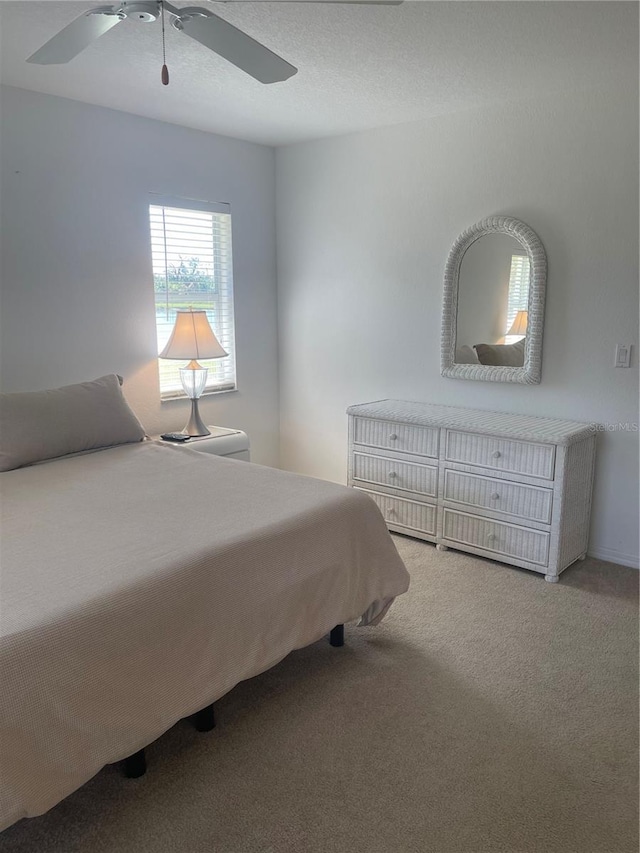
<box><xmin>1</xmin><ymin>537</ymin><xmax>637</xmax><ymax>853</ymax></box>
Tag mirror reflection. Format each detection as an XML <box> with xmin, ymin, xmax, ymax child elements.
<box><xmin>454</xmin><ymin>234</ymin><xmax>530</xmax><ymax>367</ymax></box>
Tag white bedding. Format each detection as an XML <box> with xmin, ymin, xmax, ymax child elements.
<box><xmin>0</xmin><ymin>442</ymin><xmax>409</xmax><ymax>830</ymax></box>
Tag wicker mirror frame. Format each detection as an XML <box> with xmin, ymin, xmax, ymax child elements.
<box><xmin>441</xmin><ymin>216</ymin><xmax>547</xmax><ymax>384</ymax></box>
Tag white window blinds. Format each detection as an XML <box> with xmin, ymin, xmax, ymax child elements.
<box><xmin>149</xmin><ymin>200</ymin><xmax>236</xmax><ymax>399</ymax></box>
<box><xmin>504</xmin><ymin>253</ymin><xmax>530</xmax><ymax>343</ymax></box>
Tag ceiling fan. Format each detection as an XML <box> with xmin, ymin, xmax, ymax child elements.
<box><xmin>26</xmin><ymin>1</ymin><xmax>402</xmax><ymax>85</ymax></box>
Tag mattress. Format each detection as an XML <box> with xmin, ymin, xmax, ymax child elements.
<box><xmin>0</xmin><ymin>441</ymin><xmax>409</xmax><ymax>830</ymax></box>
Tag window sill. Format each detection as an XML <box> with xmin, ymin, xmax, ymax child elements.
<box><xmin>161</xmin><ymin>386</ymin><xmax>238</xmax><ymax>403</ymax></box>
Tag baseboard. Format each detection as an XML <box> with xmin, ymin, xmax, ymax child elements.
<box><xmin>588</xmin><ymin>546</ymin><xmax>639</xmax><ymax>570</ymax></box>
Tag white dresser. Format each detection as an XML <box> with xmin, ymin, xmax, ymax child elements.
<box><xmin>347</xmin><ymin>400</ymin><xmax>596</xmax><ymax>582</ymax></box>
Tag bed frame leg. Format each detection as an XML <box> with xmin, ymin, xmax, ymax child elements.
<box><xmin>191</xmin><ymin>703</ymin><xmax>216</xmax><ymax>732</ymax></box>
<box><xmin>122</xmin><ymin>748</ymin><xmax>147</xmax><ymax>778</ymax></box>
<box><xmin>329</xmin><ymin>624</ymin><xmax>344</xmax><ymax>647</ymax></box>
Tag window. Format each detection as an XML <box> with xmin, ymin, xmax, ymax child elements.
<box><xmin>504</xmin><ymin>253</ymin><xmax>530</xmax><ymax>344</ymax></box>
<box><xmin>149</xmin><ymin>198</ymin><xmax>236</xmax><ymax>399</ymax></box>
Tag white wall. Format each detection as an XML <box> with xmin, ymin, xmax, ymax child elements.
<box><xmin>0</xmin><ymin>86</ymin><xmax>279</xmax><ymax>465</ymax></box>
<box><xmin>276</xmin><ymin>88</ymin><xmax>640</xmax><ymax>568</ymax></box>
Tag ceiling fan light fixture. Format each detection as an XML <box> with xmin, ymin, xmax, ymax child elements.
<box><xmin>88</xmin><ymin>8</ymin><xmax>126</xmax><ymax>20</ymax></box>
<box><xmin>171</xmin><ymin>10</ymin><xmax>208</xmax><ymax>31</ymax></box>
<box><xmin>118</xmin><ymin>2</ymin><xmax>160</xmax><ymax>22</ymax></box>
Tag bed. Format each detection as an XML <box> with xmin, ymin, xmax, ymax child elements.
<box><xmin>0</xmin><ymin>413</ymin><xmax>409</xmax><ymax>831</ymax></box>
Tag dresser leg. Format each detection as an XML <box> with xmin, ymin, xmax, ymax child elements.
<box><xmin>544</xmin><ymin>573</ymin><xmax>559</xmax><ymax>583</ymax></box>
<box><xmin>578</xmin><ymin>553</ymin><xmax>587</xmax><ymax>561</ymax></box>
<box><xmin>436</xmin><ymin>543</ymin><xmax>448</xmax><ymax>552</ymax></box>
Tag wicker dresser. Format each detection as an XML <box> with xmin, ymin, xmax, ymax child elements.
<box><xmin>347</xmin><ymin>400</ymin><xmax>596</xmax><ymax>582</ymax></box>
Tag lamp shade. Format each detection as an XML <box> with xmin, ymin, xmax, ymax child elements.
<box><xmin>159</xmin><ymin>309</ymin><xmax>227</xmax><ymax>360</ymax></box>
<box><xmin>507</xmin><ymin>310</ymin><xmax>528</xmax><ymax>337</ymax></box>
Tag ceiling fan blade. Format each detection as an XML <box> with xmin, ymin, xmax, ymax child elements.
<box><xmin>26</xmin><ymin>7</ymin><xmax>123</xmax><ymax>65</ymax></box>
<box><xmin>176</xmin><ymin>11</ymin><xmax>298</xmax><ymax>83</ymax></box>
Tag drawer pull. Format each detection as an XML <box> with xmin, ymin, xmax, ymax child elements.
<box><xmin>389</xmin><ymin>433</ymin><xmax>398</xmax><ymax>441</ymax></box>
<box><xmin>492</xmin><ymin>450</ymin><xmax>501</xmax><ymax>459</ymax></box>
<box><xmin>491</xmin><ymin>492</ymin><xmax>500</xmax><ymax>501</ymax></box>
<box><xmin>386</xmin><ymin>508</ymin><xmax>396</xmax><ymax>518</ymax></box>
<box><xmin>487</xmin><ymin>533</ymin><xmax>497</xmax><ymax>542</ymax></box>
<box><xmin>388</xmin><ymin>471</ymin><xmax>397</xmax><ymax>479</ymax></box>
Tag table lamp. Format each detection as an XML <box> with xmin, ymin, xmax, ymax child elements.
<box><xmin>159</xmin><ymin>309</ymin><xmax>227</xmax><ymax>437</ymax></box>
<box><xmin>506</xmin><ymin>310</ymin><xmax>528</xmax><ymax>338</ymax></box>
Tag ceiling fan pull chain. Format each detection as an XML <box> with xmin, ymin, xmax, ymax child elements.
<box><xmin>161</xmin><ymin>0</ymin><xmax>169</xmax><ymax>85</ymax></box>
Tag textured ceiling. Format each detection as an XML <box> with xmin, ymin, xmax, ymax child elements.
<box><xmin>0</xmin><ymin>1</ymin><xmax>636</xmax><ymax>146</ymax></box>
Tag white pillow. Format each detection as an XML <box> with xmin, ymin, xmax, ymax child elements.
<box><xmin>455</xmin><ymin>345</ymin><xmax>480</xmax><ymax>364</ymax></box>
<box><xmin>0</xmin><ymin>374</ymin><xmax>145</xmax><ymax>472</ymax></box>
<box><xmin>474</xmin><ymin>339</ymin><xmax>525</xmax><ymax>367</ymax></box>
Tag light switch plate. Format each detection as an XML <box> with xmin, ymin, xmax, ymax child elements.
<box><xmin>614</xmin><ymin>344</ymin><xmax>632</xmax><ymax>368</ymax></box>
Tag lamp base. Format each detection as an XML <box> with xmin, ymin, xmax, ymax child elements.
<box><xmin>184</xmin><ymin>398</ymin><xmax>210</xmax><ymax>437</ymax></box>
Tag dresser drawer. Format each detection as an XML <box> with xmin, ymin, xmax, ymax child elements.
<box><xmin>443</xmin><ymin>508</ymin><xmax>549</xmax><ymax>566</ymax></box>
<box><xmin>443</xmin><ymin>469</ymin><xmax>553</xmax><ymax>524</ymax></box>
<box><xmin>353</xmin><ymin>452</ymin><xmax>437</xmax><ymax>497</ymax></box>
<box><xmin>445</xmin><ymin>430</ymin><xmax>555</xmax><ymax>480</ymax></box>
<box><xmin>357</xmin><ymin>489</ymin><xmax>436</xmax><ymax>535</ymax></box>
<box><xmin>353</xmin><ymin>417</ymin><xmax>438</xmax><ymax>458</ymax></box>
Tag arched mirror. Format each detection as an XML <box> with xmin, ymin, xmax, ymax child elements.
<box><xmin>441</xmin><ymin>216</ymin><xmax>547</xmax><ymax>384</ymax></box>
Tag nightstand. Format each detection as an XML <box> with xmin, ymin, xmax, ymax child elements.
<box><xmin>158</xmin><ymin>427</ymin><xmax>250</xmax><ymax>461</ymax></box>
